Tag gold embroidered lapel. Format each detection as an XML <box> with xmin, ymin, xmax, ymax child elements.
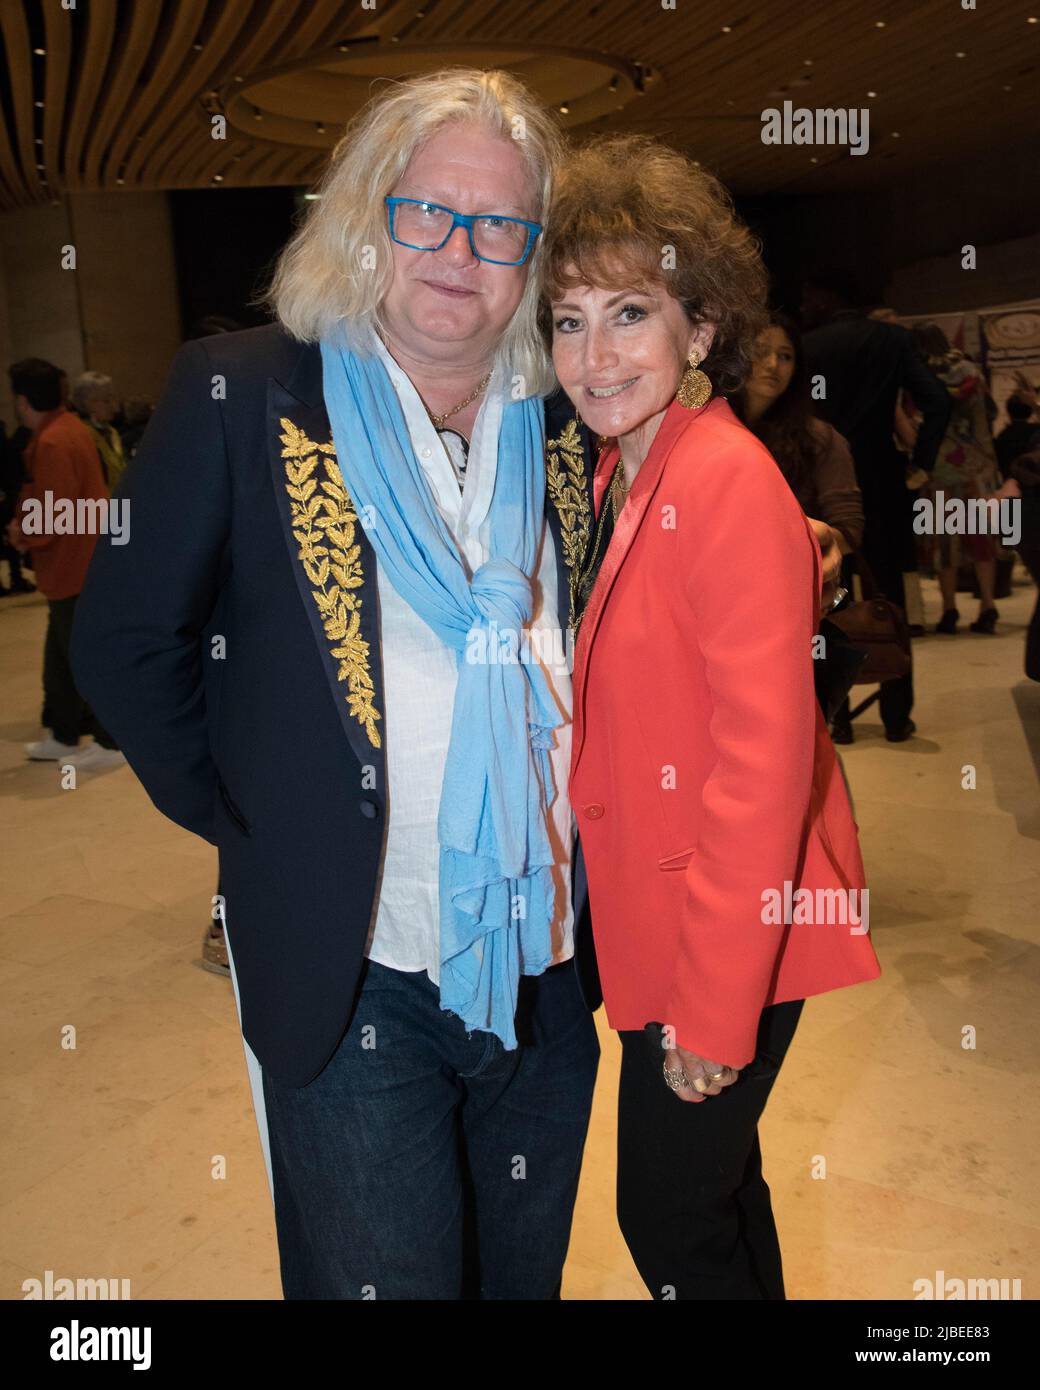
<box><xmin>545</xmin><ymin>417</ymin><xmax>591</xmax><ymax>629</ymax></box>
<box><xmin>279</xmin><ymin>418</ymin><xmax>382</xmax><ymax>749</ymax></box>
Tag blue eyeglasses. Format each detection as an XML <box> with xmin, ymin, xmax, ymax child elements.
<box><xmin>384</xmin><ymin>197</ymin><xmax>542</xmax><ymax>266</ymax></box>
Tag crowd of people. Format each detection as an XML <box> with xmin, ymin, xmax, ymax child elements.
<box><xmin>733</xmin><ymin>281</ymin><xmax>1038</xmax><ymax>740</ymax></box>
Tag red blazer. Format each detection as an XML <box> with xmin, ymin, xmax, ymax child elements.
<box><xmin>571</xmin><ymin>397</ymin><xmax>881</xmax><ymax>1068</ymax></box>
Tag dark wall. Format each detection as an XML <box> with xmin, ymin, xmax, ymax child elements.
<box><xmin>168</xmin><ymin>187</ymin><xmax>300</xmax><ymax>338</ymax></box>
<box><xmin>166</xmin><ymin>144</ymin><xmax>1038</xmax><ymax>336</ymax></box>
<box><xmin>736</xmin><ymin>136</ymin><xmax>1040</xmax><ymax>315</ymax></box>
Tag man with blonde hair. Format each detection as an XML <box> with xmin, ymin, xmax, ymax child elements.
<box><xmin>72</xmin><ymin>68</ymin><xmax>599</xmax><ymax>1300</ymax></box>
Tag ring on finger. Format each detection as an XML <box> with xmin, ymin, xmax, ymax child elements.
<box><xmin>662</xmin><ymin>1061</ymin><xmax>691</xmax><ymax>1093</ymax></box>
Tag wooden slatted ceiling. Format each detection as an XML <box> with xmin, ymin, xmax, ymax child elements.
<box><xmin>1</xmin><ymin>0</ymin><xmax>1036</xmax><ymax>211</ymax></box>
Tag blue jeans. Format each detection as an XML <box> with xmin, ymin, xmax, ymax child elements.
<box><xmin>261</xmin><ymin>957</ymin><xmax>600</xmax><ymax>1299</ymax></box>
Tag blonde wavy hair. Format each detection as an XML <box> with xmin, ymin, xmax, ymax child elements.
<box><xmin>262</xmin><ymin>68</ymin><xmax>562</xmax><ymax>397</ymax></box>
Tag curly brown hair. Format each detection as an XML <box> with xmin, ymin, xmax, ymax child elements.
<box><xmin>540</xmin><ymin>134</ymin><xmax>768</xmax><ymax>395</ymax></box>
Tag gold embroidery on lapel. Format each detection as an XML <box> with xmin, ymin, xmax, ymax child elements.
<box><xmin>545</xmin><ymin>418</ymin><xmax>591</xmax><ymax>629</ymax></box>
<box><xmin>279</xmin><ymin>418</ymin><xmax>382</xmax><ymax>749</ymax></box>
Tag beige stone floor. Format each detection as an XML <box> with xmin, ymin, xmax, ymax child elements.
<box><xmin>2</xmin><ymin>574</ymin><xmax>1038</xmax><ymax>1301</ymax></box>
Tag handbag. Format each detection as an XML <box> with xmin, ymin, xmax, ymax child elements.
<box><xmin>828</xmin><ymin>552</ymin><xmax>913</xmax><ymax>684</ymax></box>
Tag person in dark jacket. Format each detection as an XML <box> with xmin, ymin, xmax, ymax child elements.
<box><xmin>802</xmin><ymin>271</ymin><xmax>950</xmax><ymax>742</ymax></box>
<box><xmin>70</xmin><ymin>67</ymin><xmax>600</xmax><ymax>1303</ymax></box>
<box><xmin>0</xmin><ymin>419</ymin><xmax>35</xmax><ymax>595</ymax></box>
<box><xmin>995</xmin><ymin>391</ymin><xmax>1039</xmax><ymax>480</ymax></box>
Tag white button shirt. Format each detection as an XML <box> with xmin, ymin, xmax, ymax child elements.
<box><xmin>365</xmin><ymin>334</ymin><xmax>575</xmax><ymax>983</ymax></box>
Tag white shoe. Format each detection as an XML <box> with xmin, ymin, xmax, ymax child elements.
<box><xmin>69</xmin><ymin>743</ymin><xmax>127</xmax><ymax>769</ymax></box>
<box><xmin>26</xmin><ymin>736</ymin><xmax>82</xmax><ymax>761</ymax></box>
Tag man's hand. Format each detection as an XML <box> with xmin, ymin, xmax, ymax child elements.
<box><xmin>663</xmin><ymin>1045</ymin><xmax>740</xmax><ymax>1104</ymax></box>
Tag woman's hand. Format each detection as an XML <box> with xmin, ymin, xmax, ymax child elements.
<box><xmin>662</xmin><ymin>1045</ymin><xmax>741</xmax><ymax>1103</ymax></box>
<box><xmin>806</xmin><ymin>516</ymin><xmax>846</xmax><ymax>616</ymax></box>
<box><xmin>992</xmin><ymin>476</ymin><xmax>1021</xmax><ymax>500</ymax></box>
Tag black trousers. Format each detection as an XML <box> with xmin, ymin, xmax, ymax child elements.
<box><xmin>834</xmin><ymin>540</ymin><xmax>914</xmax><ymax>732</ymax></box>
<box><xmin>617</xmin><ymin>998</ymin><xmax>804</xmax><ymax>1300</ymax></box>
<box><xmin>43</xmin><ymin>595</ymin><xmax>117</xmax><ymax>748</ymax></box>
<box><xmin>1018</xmin><ymin>490</ymin><xmax>1040</xmax><ymax>683</ymax></box>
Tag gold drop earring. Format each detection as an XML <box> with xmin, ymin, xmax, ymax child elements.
<box><xmin>676</xmin><ymin>351</ymin><xmax>712</xmax><ymax>410</ymax></box>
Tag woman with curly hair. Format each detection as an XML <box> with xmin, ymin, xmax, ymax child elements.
<box><xmin>543</xmin><ymin>135</ymin><xmax>881</xmax><ymax>1299</ymax></box>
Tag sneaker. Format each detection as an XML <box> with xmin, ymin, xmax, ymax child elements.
<box><xmin>10</xmin><ymin>579</ymin><xmax>36</xmax><ymax>594</ymax></box>
<box><xmin>201</xmin><ymin>922</ymin><xmax>231</xmax><ymax>978</ymax></box>
<box><xmin>26</xmin><ymin>736</ymin><xmax>82</xmax><ymax>760</ymax></box>
<box><xmin>935</xmin><ymin>608</ymin><xmax>959</xmax><ymax>634</ymax></box>
<box><xmin>68</xmin><ymin>743</ymin><xmax>126</xmax><ymax>769</ymax></box>
<box><xmin>885</xmin><ymin>719</ymin><xmax>917</xmax><ymax>743</ymax></box>
<box><xmin>830</xmin><ymin>719</ymin><xmax>854</xmax><ymax>745</ymax></box>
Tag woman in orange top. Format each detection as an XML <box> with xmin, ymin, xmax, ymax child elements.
<box><xmin>543</xmin><ymin>136</ymin><xmax>881</xmax><ymax>1300</ymax></box>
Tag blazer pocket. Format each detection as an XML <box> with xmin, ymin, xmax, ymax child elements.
<box><xmin>215</xmin><ymin>776</ymin><xmax>252</xmax><ymax>837</ymax></box>
<box><xmin>658</xmin><ymin>846</ymin><xmax>695</xmax><ymax>871</ymax></box>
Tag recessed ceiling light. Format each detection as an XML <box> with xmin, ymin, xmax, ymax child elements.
<box><xmin>955</xmin><ymin>51</ymin><xmax>966</xmax><ymax>57</ymax></box>
<box><xmin>867</xmin><ymin>90</ymin><xmax>877</xmax><ymax>97</ymax></box>
<box><xmin>721</xmin><ymin>26</ymin><xmax>732</xmax><ymax>34</ymax></box>
<box><xmin>891</xmin><ymin>131</ymin><xmax>901</xmax><ymax>138</ymax></box>
<box><xmin>33</xmin><ymin>47</ymin><xmax>45</xmax><ymax>55</ymax></box>
<box><xmin>559</xmin><ymin>104</ymin><xmax>569</xmax><ymax>114</ymax></box>
<box><xmin>803</xmin><ymin>59</ymin><xmax>813</xmax><ymax>66</ymax></box>
<box><xmin>875</xmin><ymin>20</ymin><xmax>885</xmax><ymax>27</ymax></box>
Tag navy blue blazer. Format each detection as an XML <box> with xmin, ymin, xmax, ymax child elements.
<box><xmin>70</xmin><ymin>323</ymin><xmax>598</xmax><ymax>1086</ymax></box>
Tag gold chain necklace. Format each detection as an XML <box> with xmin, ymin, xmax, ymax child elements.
<box><xmin>427</xmin><ymin>372</ymin><xmax>493</xmax><ymax>428</ymax></box>
<box><xmin>609</xmin><ymin>463</ymin><xmax>632</xmax><ymax>524</ymax></box>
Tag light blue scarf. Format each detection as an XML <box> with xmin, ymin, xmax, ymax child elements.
<box><xmin>320</xmin><ymin>336</ymin><xmax>561</xmax><ymax>1048</ymax></box>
